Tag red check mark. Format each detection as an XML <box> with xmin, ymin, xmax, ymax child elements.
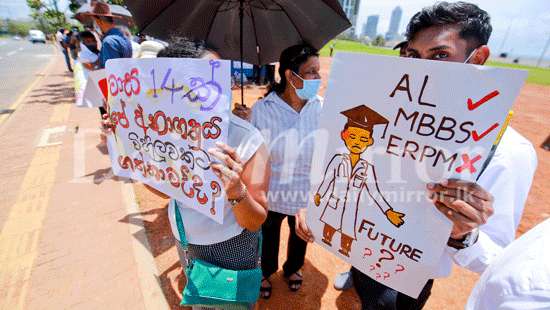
<box><xmin>467</xmin><ymin>90</ymin><xmax>500</xmax><ymax>111</ymax></box>
<box><xmin>472</xmin><ymin>122</ymin><xmax>499</xmax><ymax>141</ymax></box>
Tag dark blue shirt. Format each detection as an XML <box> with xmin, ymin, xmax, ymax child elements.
<box><xmin>99</xmin><ymin>27</ymin><xmax>132</xmax><ymax>68</ymax></box>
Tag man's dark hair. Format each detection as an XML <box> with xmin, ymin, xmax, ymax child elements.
<box><xmin>157</xmin><ymin>37</ymin><xmax>206</xmax><ymax>58</ymax></box>
<box><xmin>79</xmin><ymin>30</ymin><xmax>96</xmax><ymax>41</ymax></box>
<box><xmin>406</xmin><ymin>1</ymin><xmax>492</xmax><ymax>48</ymax></box>
<box><xmin>269</xmin><ymin>43</ymin><xmax>319</xmax><ymax>94</ymax></box>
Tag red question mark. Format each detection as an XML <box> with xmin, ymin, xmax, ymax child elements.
<box><xmin>210</xmin><ymin>181</ymin><xmax>221</xmax><ymax>215</ymax></box>
<box><xmin>376</xmin><ymin>249</ymin><xmax>395</xmax><ymax>268</ymax></box>
<box><xmin>363</xmin><ymin>247</ymin><xmax>373</xmax><ymax>258</ymax></box>
<box><xmin>395</xmin><ymin>264</ymin><xmax>405</xmax><ymax>274</ymax></box>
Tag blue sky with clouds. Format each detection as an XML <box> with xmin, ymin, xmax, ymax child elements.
<box><xmin>1</xmin><ymin>0</ymin><xmax>548</xmax><ymax>59</ymax></box>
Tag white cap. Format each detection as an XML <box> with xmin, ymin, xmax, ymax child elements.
<box><xmin>139</xmin><ymin>40</ymin><xmax>165</xmax><ymax>58</ymax></box>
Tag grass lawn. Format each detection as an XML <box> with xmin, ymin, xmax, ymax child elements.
<box><xmin>320</xmin><ymin>39</ymin><xmax>550</xmax><ymax>86</ymax></box>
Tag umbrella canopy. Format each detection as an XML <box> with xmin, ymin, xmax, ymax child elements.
<box><xmin>124</xmin><ymin>0</ymin><xmax>351</xmax><ymax>65</ymax></box>
<box><xmin>74</xmin><ymin>3</ymin><xmax>134</xmax><ymax>27</ymax></box>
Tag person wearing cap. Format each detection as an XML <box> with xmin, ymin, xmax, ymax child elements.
<box><xmin>89</xmin><ymin>0</ymin><xmax>132</xmax><ymax>142</ymax></box>
<box><xmin>138</xmin><ymin>40</ymin><xmax>166</xmax><ymax>58</ymax></box>
<box><xmin>313</xmin><ymin>105</ymin><xmax>405</xmax><ymax>257</ymax></box>
<box><xmin>297</xmin><ymin>2</ymin><xmax>537</xmax><ymax>309</ymax></box>
<box><xmin>88</xmin><ymin>1</ymin><xmax>132</xmax><ymax>70</ymax></box>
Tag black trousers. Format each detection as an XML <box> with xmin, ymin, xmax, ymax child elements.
<box><xmin>261</xmin><ymin>211</ymin><xmax>307</xmax><ymax>278</ymax></box>
<box><xmin>351</xmin><ymin>267</ymin><xmax>434</xmax><ymax>310</ymax></box>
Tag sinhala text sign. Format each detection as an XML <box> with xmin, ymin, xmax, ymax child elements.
<box><xmin>105</xmin><ymin>58</ymin><xmax>231</xmax><ymax>224</ymax></box>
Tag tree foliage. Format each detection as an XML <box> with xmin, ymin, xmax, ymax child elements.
<box><xmin>372</xmin><ymin>35</ymin><xmax>386</xmax><ymax>47</ymax></box>
<box><xmin>26</xmin><ymin>0</ymin><xmax>68</xmax><ymax>34</ymax></box>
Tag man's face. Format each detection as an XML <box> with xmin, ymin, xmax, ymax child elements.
<box><xmin>405</xmin><ymin>25</ymin><xmax>486</xmax><ymax>64</ymax></box>
<box><xmin>341</xmin><ymin>126</ymin><xmax>374</xmax><ymax>154</ymax></box>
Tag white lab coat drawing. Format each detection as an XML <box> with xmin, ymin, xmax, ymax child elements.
<box><xmin>317</xmin><ymin>153</ymin><xmax>392</xmax><ymax>239</ymax></box>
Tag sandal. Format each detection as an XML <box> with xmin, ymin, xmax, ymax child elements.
<box><xmin>260</xmin><ymin>277</ymin><xmax>272</xmax><ymax>299</ymax></box>
<box><xmin>285</xmin><ymin>271</ymin><xmax>303</xmax><ymax>292</ymax></box>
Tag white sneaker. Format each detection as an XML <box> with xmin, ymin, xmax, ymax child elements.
<box><xmin>333</xmin><ymin>271</ymin><xmax>353</xmax><ymax>291</ymax></box>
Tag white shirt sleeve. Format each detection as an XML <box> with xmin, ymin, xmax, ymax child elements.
<box><xmin>451</xmin><ymin>128</ymin><xmax>537</xmax><ymax>273</ymax></box>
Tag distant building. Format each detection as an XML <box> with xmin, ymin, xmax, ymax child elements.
<box><xmin>339</xmin><ymin>0</ymin><xmax>361</xmax><ymax>37</ymax></box>
<box><xmin>362</xmin><ymin>15</ymin><xmax>379</xmax><ymax>39</ymax></box>
<box><xmin>385</xmin><ymin>6</ymin><xmax>402</xmax><ymax>41</ymax></box>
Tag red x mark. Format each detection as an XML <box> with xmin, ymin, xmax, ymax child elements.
<box><xmin>455</xmin><ymin>154</ymin><xmax>482</xmax><ymax>173</ymax></box>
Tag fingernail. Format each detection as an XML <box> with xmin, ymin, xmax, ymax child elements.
<box><xmin>427</xmin><ymin>183</ymin><xmax>435</xmax><ymax>189</ymax></box>
<box><xmin>442</xmin><ymin>179</ymin><xmax>448</xmax><ymax>186</ymax></box>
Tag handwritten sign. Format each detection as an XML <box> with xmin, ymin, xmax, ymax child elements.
<box><xmin>306</xmin><ymin>53</ymin><xmax>527</xmax><ymax>297</ymax></box>
<box><xmin>105</xmin><ymin>58</ymin><xmax>231</xmax><ymax>223</ymax></box>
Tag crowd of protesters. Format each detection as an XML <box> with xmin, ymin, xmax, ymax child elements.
<box><xmin>85</xmin><ymin>0</ymin><xmax>546</xmax><ymax>309</ymax></box>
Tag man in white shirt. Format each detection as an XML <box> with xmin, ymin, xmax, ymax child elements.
<box><xmin>466</xmin><ymin>219</ymin><xmax>550</xmax><ymax>309</ymax></box>
<box><xmin>299</xmin><ymin>2</ymin><xmax>537</xmax><ymax>308</ymax></box>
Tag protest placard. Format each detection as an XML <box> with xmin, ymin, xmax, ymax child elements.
<box><xmin>73</xmin><ymin>62</ymin><xmax>86</xmax><ymax>107</ymax></box>
<box><xmin>105</xmin><ymin>58</ymin><xmax>231</xmax><ymax>223</ymax></box>
<box><xmin>306</xmin><ymin>53</ymin><xmax>527</xmax><ymax>297</ymax></box>
<box><xmin>78</xmin><ymin>69</ymin><xmax>108</xmax><ymax>108</ymax></box>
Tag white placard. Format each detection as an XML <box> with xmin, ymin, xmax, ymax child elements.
<box><xmin>105</xmin><ymin>58</ymin><xmax>231</xmax><ymax>223</ymax></box>
<box><xmin>306</xmin><ymin>53</ymin><xmax>527</xmax><ymax>297</ymax></box>
<box><xmin>78</xmin><ymin>69</ymin><xmax>107</xmax><ymax>108</ymax></box>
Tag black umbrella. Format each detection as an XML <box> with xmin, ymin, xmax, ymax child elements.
<box><xmin>125</xmin><ymin>0</ymin><xmax>351</xmax><ymax>105</ymax></box>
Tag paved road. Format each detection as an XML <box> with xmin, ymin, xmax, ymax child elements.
<box><xmin>0</xmin><ymin>38</ymin><xmax>57</xmax><ymax>112</ymax></box>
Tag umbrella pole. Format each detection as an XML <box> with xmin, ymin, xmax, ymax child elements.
<box><xmin>239</xmin><ymin>0</ymin><xmax>245</xmax><ymax>106</ymax></box>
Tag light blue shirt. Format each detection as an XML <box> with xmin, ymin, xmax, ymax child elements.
<box><xmin>251</xmin><ymin>92</ymin><xmax>323</xmax><ymax>215</ymax></box>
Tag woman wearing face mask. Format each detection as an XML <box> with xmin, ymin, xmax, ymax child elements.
<box><xmin>245</xmin><ymin>44</ymin><xmax>322</xmax><ymax>299</ymax></box>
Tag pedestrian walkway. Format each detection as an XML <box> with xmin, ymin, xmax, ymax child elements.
<box><xmin>0</xmin><ymin>53</ymin><xmax>168</xmax><ymax>309</ymax></box>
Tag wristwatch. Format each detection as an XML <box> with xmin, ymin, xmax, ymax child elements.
<box><xmin>447</xmin><ymin>228</ymin><xmax>479</xmax><ymax>250</ymax></box>
<box><xmin>228</xmin><ymin>184</ymin><xmax>247</xmax><ymax>207</ymax></box>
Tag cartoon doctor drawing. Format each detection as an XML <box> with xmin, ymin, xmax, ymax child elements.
<box><xmin>314</xmin><ymin>105</ymin><xmax>405</xmax><ymax>257</ymax></box>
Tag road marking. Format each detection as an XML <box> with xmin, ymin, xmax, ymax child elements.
<box><xmin>0</xmin><ymin>44</ymin><xmax>57</xmax><ymax>128</ymax></box>
<box><xmin>0</xmin><ymin>85</ymin><xmax>70</xmax><ymax>309</ymax></box>
<box><xmin>121</xmin><ymin>183</ymin><xmax>170</xmax><ymax>310</ymax></box>
<box><xmin>37</xmin><ymin>126</ymin><xmax>67</xmax><ymax>147</ymax></box>
<box><xmin>0</xmin><ymin>146</ymin><xmax>62</xmax><ymax>309</ymax></box>
<box><xmin>6</xmin><ymin>50</ymin><xmax>17</xmax><ymax>56</ymax></box>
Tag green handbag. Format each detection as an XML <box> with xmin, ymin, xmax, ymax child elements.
<box><xmin>174</xmin><ymin>202</ymin><xmax>262</xmax><ymax>309</ymax></box>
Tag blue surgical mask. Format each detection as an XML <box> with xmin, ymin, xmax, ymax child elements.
<box><xmin>290</xmin><ymin>72</ymin><xmax>321</xmax><ymax>101</ymax></box>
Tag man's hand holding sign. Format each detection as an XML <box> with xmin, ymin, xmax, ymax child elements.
<box><xmin>300</xmin><ymin>52</ymin><xmax>526</xmax><ymax>297</ymax></box>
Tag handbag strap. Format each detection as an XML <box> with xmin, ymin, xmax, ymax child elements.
<box><xmin>173</xmin><ymin>200</ymin><xmax>189</xmax><ymax>249</ymax></box>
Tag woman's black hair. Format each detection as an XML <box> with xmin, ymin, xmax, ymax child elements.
<box><xmin>268</xmin><ymin>44</ymin><xmax>319</xmax><ymax>94</ymax></box>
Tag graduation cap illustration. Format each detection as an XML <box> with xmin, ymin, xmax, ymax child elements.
<box><xmin>341</xmin><ymin>105</ymin><xmax>389</xmax><ymax>139</ymax></box>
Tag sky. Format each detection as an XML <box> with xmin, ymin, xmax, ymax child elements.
<box><xmin>1</xmin><ymin>0</ymin><xmax>549</xmax><ymax>59</ymax></box>
<box><xmin>355</xmin><ymin>0</ymin><xmax>550</xmax><ymax>59</ymax></box>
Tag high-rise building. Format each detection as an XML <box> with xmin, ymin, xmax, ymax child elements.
<box><xmin>338</xmin><ymin>0</ymin><xmax>361</xmax><ymax>36</ymax></box>
<box><xmin>362</xmin><ymin>15</ymin><xmax>379</xmax><ymax>39</ymax></box>
<box><xmin>385</xmin><ymin>6</ymin><xmax>403</xmax><ymax>41</ymax></box>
